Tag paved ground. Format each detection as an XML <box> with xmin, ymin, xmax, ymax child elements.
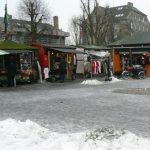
<box><xmin>0</xmin><ymin>78</ymin><xmax>150</xmax><ymax>138</ymax></box>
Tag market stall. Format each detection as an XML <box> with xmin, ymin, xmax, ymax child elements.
<box><xmin>109</xmin><ymin>32</ymin><xmax>150</xmax><ymax>76</ymax></box>
<box><xmin>112</xmin><ymin>47</ymin><xmax>150</xmax><ymax>76</ymax></box>
<box><xmin>47</xmin><ymin>47</ymin><xmax>81</xmax><ymax>82</ymax></box>
<box><xmin>76</xmin><ymin>45</ymin><xmax>111</xmax><ymax>79</ymax></box>
<box><xmin>0</xmin><ymin>40</ymin><xmax>38</xmax><ymax>86</ymax></box>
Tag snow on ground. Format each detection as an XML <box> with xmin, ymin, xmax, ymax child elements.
<box><xmin>81</xmin><ymin>79</ymin><xmax>103</xmax><ymax>85</ymax></box>
<box><xmin>0</xmin><ymin>119</ymin><xmax>150</xmax><ymax>150</ymax></box>
<box><xmin>81</xmin><ymin>77</ymin><xmax>121</xmax><ymax>85</ymax></box>
<box><xmin>110</xmin><ymin>76</ymin><xmax>122</xmax><ymax>83</ymax></box>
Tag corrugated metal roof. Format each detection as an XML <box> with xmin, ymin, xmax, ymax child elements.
<box><xmin>77</xmin><ymin>45</ymin><xmax>110</xmax><ymax>50</ymax></box>
<box><xmin>110</xmin><ymin>3</ymin><xmax>146</xmax><ymax>19</ymax></box>
<box><xmin>50</xmin><ymin>48</ymin><xmax>83</xmax><ymax>54</ymax></box>
<box><xmin>109</xmin><ymin>32</ymin><xmax>150</xmax><ymax>46</ymax></box>
<box><xmin>44</xmin><ymin>44</ymin><xmax>76</xmax><ymax>49</ymax></box>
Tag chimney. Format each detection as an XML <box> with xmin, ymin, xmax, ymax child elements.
<box><xmin>127</xmin><ymin>2</ymin><xmax>133</xmax><ymax>7</ymax></box>
<box><xmin>96</xmin><ymin>1</ymin><xmax>99</xmax><ymax>7</ymax></box>
<box><xmin>53</xmin><ymin>16</ymin><xmax>59</xmax><ymax>29</ymax></box>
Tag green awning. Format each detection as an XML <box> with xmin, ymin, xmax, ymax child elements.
<box><xmin>0</xmin><ymin>40</ymin><xmax>37</xmax><ymax>50</ymax></box>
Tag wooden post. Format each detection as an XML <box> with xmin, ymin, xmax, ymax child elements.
<box><xmin>90</xmin><ymin>56</ymin><xmax>92</xmax><ymax>79</ymax></box>
<box><xmin>129</xmin><ymin>48</ymin><xmax>132</xmax><ymax>65</ymax></box>
<box><xmin>48</xmin><ymin>51</ymin><xmax>50</xmax><ymax>70</ymax></box>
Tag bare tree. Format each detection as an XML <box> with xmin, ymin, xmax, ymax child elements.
<box><xmin>69</xmin><ymin>16</ymin><xmax>82</xmax><ymax>45</ymax></box>
<box><xmin>18</xmin><ymin>0</ymin><xmax>50</xmax><ymax>43</ymax></box>
<box><xmin>79</xmin><ymin>0</ymin><xmax>113</xmax><ymax>46</ymax></box>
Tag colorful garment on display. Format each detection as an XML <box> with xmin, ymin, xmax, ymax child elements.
<box><xmin>92</xmin><ymin>61</ymin><xmax>101</xmax><ymax>74</ymax></box>
<box><xmin>74</xmin><ymin>55</ymin><xmax>77</xmax><ymax>65</ymax></box>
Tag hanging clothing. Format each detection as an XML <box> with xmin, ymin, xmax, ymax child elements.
<box><xmin>73</xmin><ymin>55</ymin><xmax>77</xmax><ymax>65</ymax></box>
<box><xmin>44</xmin><ymin>67</ymin><xmax>49</xmax><ymax>79</ymax></box>
<box><xmin>37</xmin><ymin>60</ymin><xmax>42</xmax><ymax>83</ymax></box>
<box><xmin>92</xmin><ymin>61</ymin><xmax>102</xmax><ymax>74</ymax></box>
<box><xmin>96</xmin><ymin>61</ymin><xmax>101</xmax><ymax>74</ymax></box>
<box><xmin>92</xmin><ymin>61</ymin><xmax>97</xmax><ymax>74</ymax></box>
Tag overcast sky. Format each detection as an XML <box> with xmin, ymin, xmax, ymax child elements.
<box><xmin>0</xmin><ymin>0</ymin><xmax>149</xmax><ymax>32</ymax></box>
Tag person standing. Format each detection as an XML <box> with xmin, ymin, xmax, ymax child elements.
<box><xmin>59</xmin><ymin>58</ymin><xmax>67</xmax><ymax>82</ymax></box>
<box><xmin>103</xmin><ymin>59</ymin><xmax>111</xmax><ymax>81</ymax></box>
<box><xmin>7</xmin><ymin>56</ymin><xmax>17</xmax><ymax>87</ymax></box>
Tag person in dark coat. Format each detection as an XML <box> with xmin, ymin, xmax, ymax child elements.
<box><xmin>59</xmin><ymin>58</ymin><xmax>67</xmax><ymax>82</ymax></box>
<box><xmin>6</xmin><ymin>56</ymin><xmax>17</xmax><ymax>87</ymax></box>
<box><xmin>103</xmin><ymin>59</ymin><xmax>112</xmax><ymax>81</ymax></box>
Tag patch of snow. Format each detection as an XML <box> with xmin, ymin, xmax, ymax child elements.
<box><xmin>81</xmin><ymin>79</ymin><xmax>103</xmax><ymax>85</ymax></box>
<box><xmin>0</xmin><ymin>119</ymin><xmax>150</xmax><ymax>150</ymax></box>
<box><xmin>81</xmin><ymin>77</ymin><xmax>121</xmax><ymax>85</ymax></box>
<box><xmin>110</xmin><ymin>76</ymin><xmax>122</xmax><ymax>83</ymax></box>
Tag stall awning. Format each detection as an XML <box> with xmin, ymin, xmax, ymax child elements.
<box><xmin>89</xmin><ymin>51</ymin><xmax>110</xmax><ymax>57</ymax></box>
<box><xmin>50</xmin><ymin>48</ymin><xmax>83</xmax><ymax>54</ymax></box>
<box><xmin>119</xmin><ymin>51</ymin><xmax>149</xmax><ymax>54</ymax></box>
<box><xmin>5</xmin><ymin>50</ymin><xmax>32</xmax><ymax>54</ymax></box>
<box><xmin>0</xmin><ymin>50</ymin><xmax>9</xmax><ymax>55</ymax></box>
<box><xmin>0</xmin><ymin>49</ymin><xmax>32</xmax><ymax>55</ymax></box>
<box><xmin>113</xmin><ymin>46</ymin><xmax>150</xmax><ymax>52</ymax></box>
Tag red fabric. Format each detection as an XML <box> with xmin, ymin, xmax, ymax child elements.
<box><xmin>32</xmin><ymin>43</ymin><xmax>46</xmax><ymax>79</ymax></box>
<box><xmin>92</xmin><ymin>61</ymin><xmax>97</xmax><ymax>74</ymax></box>
<box><xmin>44</xmin><ymin>55</ymin><xmax>48</xmax><ymax>67</ymax></box>
<box><xmin>96</xmin><ymin>61</ymin><xmax>99</xmax><ymax>73</ymax></box>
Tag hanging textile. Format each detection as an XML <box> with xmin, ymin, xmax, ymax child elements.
<box><xmin>92</xmin><ymin>61</ymin><xmax>97</xmax><ymax>74</ymax></box>
<box><xmin>73</xmin><ymin>55</ymin><xmax>77</xmax><ymax>65</ymax></box>
<box><xmin>92</xmin><ymin>60</ymin><xmax>102</xmax><ymax>74</ymax></box>
<box><xmin>96</xmin><ymin>61</ymin><xmax>101</xmax><ymax>74</ymax></box>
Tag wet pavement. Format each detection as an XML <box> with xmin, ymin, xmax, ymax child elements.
<box><xmin>0</xmin><ymin>77</ymin><xmax>150</xmax><ymax>138</ymax></box>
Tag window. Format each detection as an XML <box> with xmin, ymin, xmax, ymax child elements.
<box><xmin>143</xmin><ymin>26</ymin><xmax>145</xmax><ymax>31</ymax></box>
<box><xmin>131</xmin><ymin>22</ymin><xmax>133</xmax><ymax>29</ymax></box>
<box><xmin>142</xmin><ymin>18</ymin><xmax>145</xmax><ymax>22</ymax></box>
<box><xmin>118</xmin><ymin>7</ymin><xmax>123</xmax><ymax>10</ymax></box>
<box><xmin>115</xmin><ymin>14</ymin><xmax>124</xmax><ymax>17</ymax></box>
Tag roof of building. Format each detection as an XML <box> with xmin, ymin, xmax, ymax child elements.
<box><xmin>112</xmin><ymin>46</ymin><xmax>150</xmax><ymax>52</ymax></box>
<box><xmin>110</xmin><ymin>3</ymin><xmax>146</xmax><ymax>18</ymax></box>
<box><xmin>0</xmin><ymin>40</ymin><xmax>37</xmax><ymax>50</ymax></box>
<box><xmin>0</xmin><ymin>17</ymin><xmax>69</xmax><ymax>37</ymax></box>
<box><xmin>109</xmin><ymin>32</ymin><xmax>150</xmax><ymax>46</ymax></box>
<box><xmin>42</xmin><ymin>44</ymin><xmax>83</xmax><ymax>54</ymax></box>
<box><xmin>77</xmin><ymin>45</ymin><xmax>111</xmax><ymax>51</ymax></box>
<box><xmin>96</xmin><ymin>2</ymin><xmax>147</xmax><ymax>23</ymax></box>
<box><xmin>43</xmin><ymin>44</ymin><xmax>76</xmax><ymax>49</ymax></box>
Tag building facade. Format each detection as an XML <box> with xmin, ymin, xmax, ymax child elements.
<box><xmin>110</xmin><ymin>2</ymin><xmax>150</xmax><ymax>41</ymax></box>
<box><xmin>81</xmin><ymin>2</ymin><xmax>150</xmax><ymax>45</ymax></box>
<box><xmin>0</xmin><ymin>16</ymin><xmax>69</xmax><ymax>45</ymax></box>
